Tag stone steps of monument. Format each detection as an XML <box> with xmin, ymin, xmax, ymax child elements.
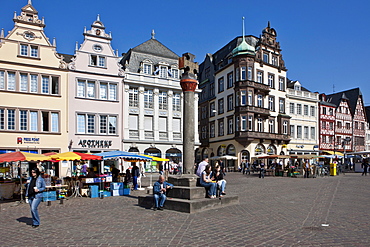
<box><xmin>138</xmin><ymin>194</ymin><xmax>239</xmax><ymax>213</ymax></box>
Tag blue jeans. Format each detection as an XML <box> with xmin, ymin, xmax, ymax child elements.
<box><xmin>217</xmin><ymin>180</ymin><xmax>226</xmax><ymax>193</ymax></box>
<box><xmin>200</xmin><ymin>181</ymin><xmax>217</xmax><ymax>196</ymax></box>
<box><xmin>28</xmin><ymin>196</ymin><xmax>42</xmax><ymax>226</ymax></box>
<box><xmin>153</xmin><ymin>193</ymin><xmax>166</xmax><ymax>208</ymax></box>
<box><xmin>133</xmin><ymin>176</ymin><xmax>138</xmax><ymax>190</ymax></box>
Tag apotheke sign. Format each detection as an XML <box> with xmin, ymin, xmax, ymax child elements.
<box><xmin>78</xmin><ymin>139</ymin><xmax>112</xmax><ymax>148</ymax></box>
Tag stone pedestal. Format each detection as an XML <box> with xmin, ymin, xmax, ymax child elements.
<box><xmin>138</xmin><ymin>175</ymin><xmax>239</xmax><ymax>213</ymax></box>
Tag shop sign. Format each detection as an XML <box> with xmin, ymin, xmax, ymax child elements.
<box><xmin>78</xmin><ymin>139</ymin><xmax>112</xmax><ymax>148</ymax></box>
<box><xmin>166</xmin><ymin>153</ymin><xmax>182</xmax><ymax>157</ymax></box>
<box><xmin>17</xmin><ymin>137</ymin><xmax>40</xmax><ymax>144</ymax></box>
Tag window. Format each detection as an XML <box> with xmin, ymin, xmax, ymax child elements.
<box><xmin>100</xmin><ymin>115</ymin><xmax>107</xmax><ymax>134</ymax></box>
<box><xmin>310</xmin><ymin>106</ymin><xmax>315</xmax><ymax>116</ymax></box>
<box><xmin>7</xmin><ymin>109</ymin><xmax>15</xmax><ymax>130</ymax></box>
<box><xmin>77</xmin><ymin>80</ymin><xmax>86</xmax><ymax>97</ymax></box>
<box><xmin>144</xmin><ymin>89</ymin><xmax>153</xmax><ymax>109</ymax></box>
<box><xmin>240</xmin><ymin>90</ymin><xmax>246</xmax><ymax>106</ymax></box>
<box><xmin>77</xmin><ymin>114</ymin><xmax>86</xmax><ymax>134</ymax></box>
<box><xmin>108</xmin><ymin>116</ymin><xmax>116</xmax><ymax>134</ymax></box>
<box><xmin>218</xmin><ymin>77</ymin><xmax>224</xmax><ymax>93</ymax></box>
<box><xmin>129</xmin><ymin>88</ymin><xmax>139</xmax><ymax>107</ymax></box>
<box><xmin>87</xmin><ymin>81</ymin><xmax>95</xmax><ymax>98</ymax></box>
<box><xmin>304</xmin><ymin>105</ymin><xmax>309</xmax><ymax>116</ymax></box>
<box><xmin>90</xmin><ymin>55</ymin><xmax>106</xmax><ymax>67</ymax></box>
<box><xmin>42</xmin><ymin>76</ymin><xmax>49</xmax><ymax>94</ymax></box>
<box><xmin>294</xmin><ymin>84</ymin><xmax>301</xmax><ymax>91</ymax></box>
<box><xmin>227</xmin><ymin>94</ymin><xmax>234</xmax><ymax>111</ymax></box>
<box><xmin>279</xmin><ymin>98</ymin><xmax>285</xmax><ymax>113</ymax></box>
<box><xmin>227</xmin><ymin>72</ymin><xmax>233</xmax><ymax>88</ymax></box>
<box><xmin>143</xmin><ymin>64</ymin><xmax>152</xmax><ymax>74</ymax></box>
<box><xmin>257</xmin><ymin>71</ymin><xmax>263</xmax><ymax>83</ymax></box>
<box><xmin>257</xmin><ymin>95</ymin><xmax>263</xmax><ymax>107</ymax></box>
<box><xmin>283</xmin><ymin>121</ymin><xmax>288</xmax><ymax>135</ymax></box>
<box><xmin>19</xmin><ymin>110</ymin><xmax>27</xmax><ymax>130</ymax></box>
<box><xmin>228</xmin><ymin>118</ymin><xmax>233</xmax><ymax>134</ymax></box>
<box><xmin>248</xmin><ymin>116</ymin><xmax>253</xmax><ymax>131</ymax></box>
<box><xmin>210</xmin><ymin>102</ymin><xmax>215</xmax><ymax>117</ymax></box>
<box><xmin>20</xmin><ymin>74</ymin><xmax>28</xmax><ymax>92</ymax></box>
<box><xmin>263</xmin><ymin>53</ymin><xmax>269</xmax><ymax>63</ymax></box>
<box><xmin>159</xmin><ymin>92</ymin><xmax>168</xmax><ymax>110</ymax></box>
<box><xmin>310</xmin><ymin>127</ymin><xmax>315</xmax><ymax>139</ymax></box>
<box><xmin>235</xmin><ymin>116</ymin><xmax>239</xmax><ymax>131</ymax></box>
<box><xmin>30</xmin><ymin>75</ymin><xmax>38</xmax><ymax>93</ymax></box>
<box><xmin>173</xmin><ymin>93</ymin><xmax>181</xmax><ymax>111</ymax></box>
<box><xmin>248</xmin><ymin>91</ymin><xmax>253</xmax><ymax>106</ymax></box>
<box><xmin>248</xmin><ymin>66</ymin><xmax>252</xmax><ymax>80</ymax></box>
<box><xmin>171</xmin><ymin>68</ymin><xmax>179</xmax><ymax>79</ymax></box>
<box><xmin>304</xmin><ymin>126</ymin><xmax>309</xmax><ymax>139</ymax></box>
<box><xmin>257</xmin><ymin>118</ymin><xmax>263</xmax><ymax>132</ymax></box>
<box><xmin>20</xmin><ymin>44</ymin><xmax>38</xmax><ymax>58</ymax></box>
<box><xmin>109</xmin><ymin>84</ymin><xmax>117</xmax><ymax>101</ymax></box>
<box><xmin>0</xmin><ymin>71</ymin><xmax>4</xmax><ymax>89</ymax></box>
<box><xmin>241</xmin><ymin>116</ymin><xmax>247</xmax><ymax>131</ymax></box>
<box><xmin>329</xmin><ymin>122</ymin><xmax>334</xmax><ymax>130</ymax></box>
<box><xmin>218</xmin><ymin>119</ymin><xmax>224</xmax><ymax>136</ymax></box>
<box><xmin>290</xmin><ymin>125</ymin><xmax>295</xmax><ymax>138</ymax></box>
<box><xmin>268</xmin><ymin>96</ymin><xmax>275</xmax><ymax>111</ymax></box>
<box><xmin>329</xmin><ymin>108</ymin><xmax>333</xmax><ymax>115</ymax></box>
<box><xmin>210</xmin><ymin>83</ymin><xmax>215</xmax><ymax>97</ymax></box>
<box><xmin>268</xmin><ymin>74</ymin><xmax>275</xmax><ymax>88</ymax></box>
<box><xmin>210</xmin><ymin>122</ymin><xmax>215</xmax><ymax>138</ymax></box>
<box><xmin>344</xmin><ymin>123</ymin><xmax>349</xmax><ymax>129</ymax></box>
<box><xmin>235</xmin><ymin>68</ymin><xmax>239</xmax><ymax>81</ymax></box>
<box><xmin>218</xmin><ymin>98</ymin><xmax>224</xmax><ymax>114</ymax></box>
<box><xmin>290</xmin><ymin>103</ymin><xmax>294</xmax><ymax>114</ymax></box>
<box><xmin>279</xmin><ymin>77</ymin><xmax>285</xmax><ymax>91</ymax></box>
<box><xmin>0</xmin><ymin>109</ymin><xmax>4</xmax><ymax>130</ymax></box>
<box><xmin>51</xmin><ymin>113</ymin><xmax>59</xmax><ymax>132</ymax></box>
<box><xmin>297</xmin><ymin>126</ymin><xmax>302</xmax><ymax>139</ymax></box>
<box><xmin>87</xmin><ymin>115</ymin><xmax>95</xmax><ymax>134</ymax></box>
<box><xmin>7</xmin><ymin>72</ymin><xmax>15</xmax><ymax>91</ymax></box>
<box><xmin>159</xmin><ymin>66</ymin><xmax>167</xmax><ymax>78</ymax></box>
<box><xmin>297</xmin><ymin>104</ymin><xmax>302</xmax><ymax>115</ymax></box>
<box><xmin>272</xmin><ymin>56</ymin><xmax>278</xmax><ymax>66</ymax></box>
<box><xmin>30</xmin><ymin>111</ymin><xmax>38</xmax><ymax>131</ymax></box>
<box><xmin>323</xmin><ymin>107</ymin><xmax>327</xmax><ymax>115</ymax></box>
<box><xmin>322</xmin><ymin>121</ymin><xmax>326</xmax><ymax>129</ymax></box>
<box><xmin>241</xmin><ymin>67</ymin><xmax>246</xmax><ymax>80</ymax></box>
<box><xmin>269</xmin><ymin>119</ymin><xmax>274</xmax><ymax>133</ymax></box>
<box><xmin>355</xmin><ymin>121</ymin><xmax>359</xmax><ymax>129</ymax></box>
<box><xmin>100</xmin><ymin>83</ymin><xmax>108</xmax><ymax>99</ymax></box>
<box><xmin>41</xmin><ymin>111</ymin><xmax>49</xmax><ymax>131</ymax></box>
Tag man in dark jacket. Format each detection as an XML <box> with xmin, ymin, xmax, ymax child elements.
<box><xmin>131</xmin><ymin>163</ymin><xmax>140</xmax><ymax>190</ymax></box>
<box><xmin>153</xmin><ymin>175</ymin><xmax>173</xmax><ymax>211</ymax></box>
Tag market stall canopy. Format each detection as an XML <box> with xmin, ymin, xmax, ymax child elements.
<box><xmin>323</xmin><ymin>151</ymin><xmax>344</xmax><ymax>156</ymax></box>
<box><xmin>49</xmin><ymin>152</ymin><xmax>102</xmax><ymax>161</ymax></box>
<box><xmin>255</xmin><ymin>155</ymin><xmax>290</xmax><ymax>159</ymax></box>
<box><xmin>94</xmin><ymin>151</ymin><xmax>151</xmax><ymax>161</ymax></box>
<box><xmin>209</xmin><ymin>155</ymin><xmax>238</xmax><ymax>160</ymax></box>
<box><xmin>289</xmin><ymin>154</ymin><xmax>321</xmax><ymax>159</ymax></box>
<box><xmin>0</xmin><ymin>151</ymin><xmax>51</xmax><ymax>163</ymax></box>
<box><xmin>141</xmin><ymin>154</ymin><xmax>169</xmax><ymax>162</ymax></box>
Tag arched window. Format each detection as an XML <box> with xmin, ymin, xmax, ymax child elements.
<box><xmin>255</xmin><ymin>144</ymin><xmax>265</xmax><ymax>155</ymax></box>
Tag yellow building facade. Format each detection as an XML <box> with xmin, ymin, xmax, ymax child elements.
<box><xmin>0</xmin><ymin>3</ymin><xmax>68</xmax><ymax>175</ymax></box>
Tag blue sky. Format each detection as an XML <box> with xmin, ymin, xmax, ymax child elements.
<box><xmin>1</xmin><ymin>0</ymin><xmax>369</xmax><ymax>104</ymax></box>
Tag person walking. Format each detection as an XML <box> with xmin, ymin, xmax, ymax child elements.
<box><xmin>25</xmin><ymin>167</ymin><xmax>46</xmax><ymax>228</ymax></box>
<box><xmin>259</xmin><ymin>161</ymin><xmax>265</xmax><ymax>179</ymax></box>
<box><xmin>131</xmin><ymin>163</ymin><xmax>140</xmax><ymax>190</ymax></box>
<box><xmin>153</xmin><ymin>175</ymin><xmax>173</xmax><ymax>211</ymax></box>
<box><xmin>362</xmin><ymin>159</ymin><xmax>368</xmax><ymax>176</ymax></box>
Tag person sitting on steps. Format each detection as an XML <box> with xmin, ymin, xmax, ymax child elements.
<box><xmin>199</xmin><ymin>164</ymin><xmax>217</xmax><ymax>199</ymax></box>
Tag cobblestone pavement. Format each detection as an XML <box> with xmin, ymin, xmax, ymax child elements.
<box><xmin>1</xmin><ymin>172</ymin><xmax>369</xmax><ymax>247</ymax></box>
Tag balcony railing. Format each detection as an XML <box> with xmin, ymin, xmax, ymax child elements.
<box><xmin>235</xmin><ymin>105</ymin><xmax>270</xmax><ymax>116</ymax></box>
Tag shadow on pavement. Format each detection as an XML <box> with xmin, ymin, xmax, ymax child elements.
<box><xmin>16</xmin><ymin>217</ymin><xmax>33</xmax><ymax>225</ymax></box>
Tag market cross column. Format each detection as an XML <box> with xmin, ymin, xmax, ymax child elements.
<box><xmin>179</xmin><ymin>53</ymin><xmax>198</xmax><ymax>175</ymax></box>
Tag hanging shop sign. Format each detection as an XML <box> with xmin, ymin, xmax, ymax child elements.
<box><xmin>78</xmin><ymin>139</ymin><xmax>112</xmax><ymax>149</ymax></box>
<box><xmin>17</xmin><ymin>137</ymin><xmax>40</xmax><ymax>144</ymax></box>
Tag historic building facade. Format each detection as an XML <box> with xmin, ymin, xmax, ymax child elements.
<box><xmin>66</xmin><ymin>16</ymin><xmax>123</xmax><ymax>156</ymax></box>
<box><xmin>286</xmin><ymin>80</ymin><xmax>319</xmax><ymax>155</ymax></box>
<box><xmin>198</xmin><ymin>22</ymin><xmax>290</xmax><ymax>168</ymax></box>
<box><xmin>318</xmin><ymin>95</ymin><xmax>336</xmax><ymax>152</ymax></box>
<box><xmin>120</xmin><ymin>33</ymin><xmax>200</xmax><ymax>162</ymax></box>
<box><xmin>0</xmin><ymin>2</ymin><xmax>68</xmax><ymax>156</ymax></box>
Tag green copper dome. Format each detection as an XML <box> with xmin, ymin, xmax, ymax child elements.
<box><xmin>232</xmin><ymin>38</ymin><xmax>255</xmax><ymax>57</ymax></box>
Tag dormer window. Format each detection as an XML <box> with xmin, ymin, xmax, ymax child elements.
<box><xmin>263</xmin><ymin>53</ymin><xmax>269</xmax><ymax>63</ymax></box>
<box><xmin>294</xmin><ymin>83</ymin><xmax>301</xmax><ymax>91</ymax></box>
<box><xmin>143</xmin><ymin>64</ymin><xmax>152</xmax><ymax>75</ymax></box>
<box><xmin>90</xmin><ymin>55</ymin><xmax>106</xmax><ymax>68</ymax></box>
<box><xmin>272</xmin><ymin>56</ymin><xmax>278</xmax><ymax>66</ymax></box>
<box><xmin>93</xmin><ymin>45</ymin><xmax>102</xmax><ymax>52</ymax></box>
<box><xmin>159</xmin><ymin>66</ymin><xmax>167</xmax><ymax>78</ymax></box>
<box><xmin>170</xmin><ymin>68</ymin><xmax>179</xmax><ymax>79</ymax></box>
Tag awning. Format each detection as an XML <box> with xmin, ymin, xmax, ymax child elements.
<box><xmin>324</xmin><ymin>151</ymin><xmax>344</xmax><ymax>156</ymax></box>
